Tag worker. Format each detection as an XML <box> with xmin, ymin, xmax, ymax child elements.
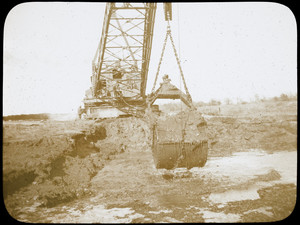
<box><xmin>95</xmin><ymin>81</ymin><xmax>102</xmax><ymax>96</ymax></box>
<box><xmin>112</xmin><ymin>68</ymin><xmax>123</xmax><ymax>79</ymax></box>
<box><xmin>77</xmin><ymin>106</ymin><xmax>84</xmax><ymax>119</ymax></box>
<box><xmin>99</xmin><ymin>88</ymin><xmax>106</xmax><ymax>97</ymax></box>
<box><xmin>162</xmin><ymin>74</ymin><xmax>171</xmax><ymax>83</ymax></box>
<box><xmin>112</xmin><ymin>59</ymin><xmax>123</xmax><ymax>79</ymax></box>
<box><xmin>113</xmin><ymin>83</ymin><xmax>122</xmax><ymax>97</ymax></box>
<box><xmin>112</xmin><ymin>69</ymin><xmax>123</xmax><ymax>79</ymax></box>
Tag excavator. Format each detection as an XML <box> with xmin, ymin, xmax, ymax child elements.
<box><xmin>81</xmin><ymin>3</ymin><xmax>208</xmax><ymax>170</ymax></box>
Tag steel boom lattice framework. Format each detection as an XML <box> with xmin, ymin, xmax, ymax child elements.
<box><xmin>87</xmin><ymin>3</ymin><xmax>157</xmax><ymax>110</ymax></box>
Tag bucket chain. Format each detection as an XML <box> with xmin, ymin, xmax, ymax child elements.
<box><xmin>168</xmin><ymin>24</ymin><xmax>193</xmax><ymax>103</ymax></box>
<box><xmin>151</xmin><ymin>21</ymin><xmax>193</xmax><ymax>104</ymax></box>
<box><xmin>151</xmin><ymin>25</ymin><xmax>170</xmax><ymax>93</ymax></box>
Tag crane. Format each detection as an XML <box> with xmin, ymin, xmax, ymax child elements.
<box><xmin>81</xmin><ymin>2</ymin><xmax>193</xmax><ymax>118</ymax></box>
<box><xmin>80</xmin><ymin>2</ymin><xmax>208</xmax><ymax>170</ymax></box>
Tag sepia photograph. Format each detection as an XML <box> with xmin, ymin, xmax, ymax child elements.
<box><xmin>3</xmin><ymin>2</ymin><xmax>297</xmax><ymax>223</ymax></box>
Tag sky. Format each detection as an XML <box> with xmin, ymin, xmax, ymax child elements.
<box><xmin>3</xmin><ymin>2</ymin><xmax>297</xmax><ymax>115</ymax></box>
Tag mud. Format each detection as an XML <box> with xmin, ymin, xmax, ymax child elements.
<box><xmin>8</xmin><ymin>149</ymin><xmax>296</xmax><ymax>223</ymax></box>
<box><xmin>153</xmin><ymin>110</ymin><xmax>207</xmax><ymax>143</ymax></box>
<box><xmin>3</xmin><ymin>101</ymin><xmax>297</xmax><ymax>222</ymax></box>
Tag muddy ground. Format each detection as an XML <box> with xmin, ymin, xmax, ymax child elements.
<box><xmin>2</xmin><ymin>100</ymin><xmax>297</xmax><ymax>223</ymax></box>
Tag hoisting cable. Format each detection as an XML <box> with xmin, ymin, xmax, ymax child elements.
<box><xmin>176</xmin><ymin>3</ymin><xmax>185</xmax><ymax>144</ymax></box>
<box><xmin>168</xmin><ymin>22</ymin><xmax>192</xmax><ymax>103</ymax></box>
<box><xmin>150</xmin><ymin>20</ymin><xmax>193</xmax><ymax>104</ymax></box>
<box><xmin>151</xmin><ymin>24</ymin><xmax>170</xmax><ymax>93</ymax></box>
<box><xmin>176</xmin><ymin>5</ymin><xmax>187</xmax><ymax>168</ymax></box>
<box><xmin>177</xmin><ymin>4</ymin><xmax>181</xmax><ymax>60</ymax></box>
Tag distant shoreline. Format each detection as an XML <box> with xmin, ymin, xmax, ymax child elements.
<box><xmin>3</xmin><ymin>113</ymin><xmax>77</xmax><ymax>121</ymax></box>
<box><xmin>3</xmin><ymin>113</ymin><xmax>50</xmax><ymax>121</ymax></box>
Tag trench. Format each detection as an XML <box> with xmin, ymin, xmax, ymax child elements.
<box><xmin>3</xmin><ymin>125</ymin><xmax>108</xmax><ymax>205</ymax></box>
<box><xmin>42</xmin><ymin>126</ymin><xmax>109</xmax><ymax>207</ymax></box>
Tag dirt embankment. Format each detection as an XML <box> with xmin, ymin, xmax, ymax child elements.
<box><xmin>3</xmin><ymin>117</ymin><xmax>150</xmax><ymax>215</ymax></box>
<box><xmin>205</xmin><ymin>114</ymin><xmax>297</xmax><ymax>157</ymax></box>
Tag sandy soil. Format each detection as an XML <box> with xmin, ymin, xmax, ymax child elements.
<box><xmin>3</xmin><ymin>100</ymin><xmax>297</xmax><ymax>223</ymax></box>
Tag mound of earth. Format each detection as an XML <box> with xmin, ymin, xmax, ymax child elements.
<box><xmin>205</xmin><ymin>115</ymin><xmax>297</xmax><ymax>156</ymax></box>
<box><xmin>3</xmin><ymin>117</ymin><xmax>151</xmax><ymax>216</ymax></box>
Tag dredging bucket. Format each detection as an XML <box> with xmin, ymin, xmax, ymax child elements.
<box><xmin>152</xmin><ymin>123</ymin><xmax>208</xmax><ymax>170</ymax></box>
<box><xmin>152</xmin><ymin>140</ymin><xmax>208</xmax><ymax>169</ymax></box>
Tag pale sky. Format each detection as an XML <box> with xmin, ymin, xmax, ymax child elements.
<box><xmin>3</xmin><ymin>2</ymin><xmax>297</xmax><ymax>115</ymax></box>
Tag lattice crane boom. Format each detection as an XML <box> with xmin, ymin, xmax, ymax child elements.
<box><xmin>81</xmin><ymin>3</ymin><xmax>194</xmax><ymax>118</ymax></box>
<box><xmin>90</xmin><ymin>3</ymin><xmax>157</xmax><ymax>100</ymax></box>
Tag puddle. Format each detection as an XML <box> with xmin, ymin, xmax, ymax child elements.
<box><xmin>162</xmin><ymin>216</ymin><xmax>181</xmax><ymax>223</ymax></box>
<box><xmin>149</xmin><ymin>209</ymin><xmax>173</xmax><ymax>214</ymax></box>
<box><xmin>192</xmin><ymin>150</ymin><xmax>296</xmax><ymax>206</ymax></box>
<box><xmin>50</xmin><ymin>205</ymin><xmax>144</xmax><ymax>223</ymax></box>
<box><xmin>244</xmin><ymin>206</ymin><xmax>273</xmax><ymax>217</ymax></box>
<box><xmin>191</xmin><ymin>150</ymin><xmax>297</xmax><ymax>185</ymax></box>
<box><xmin>198</xmin><ymin>209</ymin><xmax>241</xmax><ymax>222</ymax></box>
<box><xmin>208</xmin><ymin>185</ymin><xmax>260</xmax><ymax>204</ymax></box>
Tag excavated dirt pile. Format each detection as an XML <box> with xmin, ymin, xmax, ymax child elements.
<box><xmin>3</xmin><ymin>117</ymin><xmax>151</xmax><ymax>215</ymax></box>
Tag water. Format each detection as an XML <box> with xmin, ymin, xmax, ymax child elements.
<box><xmin>191</xmin><ymin>149</ymin><xmax>297</xmax><ymax>208</ymax></box>
<box><xmin>208</xmin><ymin>185</ymin><xmax>261</xmax><ymax>204</ymax></box>
<box><xmin>191</xmin><ymin>149</ymin><xmax>297</xmax><ymax>185</ymax></box>
<box><xmin>198</xmin><ymin>210</ymin><xmax>241</xmax><ymax>223</ymax></box>
<box><xmin>51</xmin><ymin>205</ymin><xmax>144</xmax><ymax>223</ymax></box>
